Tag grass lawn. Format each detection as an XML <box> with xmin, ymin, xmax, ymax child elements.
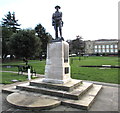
<box><xmin>2</xmin><ymin>60</ymin><xmax>46</xmax><ymax>74</ymax></box>
<box><xmin>1</xmin><ymin>72</ymin><xmax>28</xmax><ymax>84</ymax></box>
<box><xmin>70</xmin><ymin>56</ymin><xmax>119</xmax><ymax>84</ymax></box>
<box><xmin>2</xmin><ymin>56</ymin><xmax>119</xmax><ymax>84</ymax></box>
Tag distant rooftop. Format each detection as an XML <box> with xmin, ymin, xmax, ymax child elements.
<box><xmin>84</xmin><ymin>39</ymin><xmax>118</xmax><ymax>42</ymax></box>
<box><xmin>95</xmin><ymin>39</ymin><xmax>118</xmax><ymax>41</ymax></box>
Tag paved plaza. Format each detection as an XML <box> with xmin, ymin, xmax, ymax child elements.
<box><xmin>1</xmin><ymin>80</ymin><xmax>119</xmax><ymax>112</ymax></box>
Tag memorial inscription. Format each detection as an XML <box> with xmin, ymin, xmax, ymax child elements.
<box><xmin>65</xmin><ymin>67</ymin><xmax>69</xmax><ymax>74</ymax></box>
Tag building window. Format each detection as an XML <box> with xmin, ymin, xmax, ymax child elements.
<box><xmin>98</xmin><ymin>49</ymin><xmax>101</xmax><ymax>53</ymax></box>
<box><xmin>110</xmin><ymin>49</ymin><xmax>114</xmax><ymax>53</ymax></box>
<box><xmin>106</xmin><ymin>49</ymin><xmax>109</xmax><ymax>52</ymax></box>
<box><xmin>114</xmin><ymin>45</ymin><xmax>118</xmax><ymax>48</ymax></box>
<box><xmin>115</xmin><ymin>49</ymin><xmax>118</xmax><ymax>53</ymax></box>
<box><xmin>110</xmin><ymin>45</ymin><xmax>113</xmax><ymax>48</ymax></box>
<box><xmin>94</xmin><ymin>49</ymin><xmax>97</xmax><ymax>53</ymax></box>
<box><xmin>98</xmin><ymin>45</ymin><xmax>101</xmax><ymax>48</ymax></box>
<box><xmin>95</xmin><ymin>45</ymin><xmax>97</xmax><ymax>48</ymax></box>
<box><xmin>102</xmin><ymin>49</ymin><xmax>105</xmax><ymax>52</ymax></box>
<box><xmin>106</xmin><ymin>45</ymin><xmax>109</xmax><ymax>48</ymax></box>
<box><xmin>102</xmin><ymin>45</ymin><xmax>105</xmax><ymax>48</ymax></box>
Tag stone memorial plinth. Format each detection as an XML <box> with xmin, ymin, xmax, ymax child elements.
<box><xmin>43</xmin><ymin>41</ymin><xmax>71</xmax><ymax>84</ymax></box>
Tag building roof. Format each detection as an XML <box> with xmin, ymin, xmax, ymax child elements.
<box><xmin>95</xmin><ymin>39</ymin><xmax>118</xmax><ymax>41</ymax></box>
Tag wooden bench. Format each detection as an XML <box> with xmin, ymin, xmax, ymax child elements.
<box><xmin>18</xmin><ymin>65</ymin><xmax>36</xmax><ymax>76</ymax></box>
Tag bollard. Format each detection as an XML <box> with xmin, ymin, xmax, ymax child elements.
<box><xmin>28</xmin><ymin>68</ymin><xmax>31</xmax><ymax>80</ymax></box>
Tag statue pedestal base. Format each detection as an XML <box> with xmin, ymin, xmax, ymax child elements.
<box><xmin>43</xmin><ymin>41</ymin><xmax>71</xmax><ymax>84</ymax></box>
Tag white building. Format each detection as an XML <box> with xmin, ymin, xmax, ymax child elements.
<box><xmin>85</xmin><ymin>39</ymin><xmax>119</xmax><ymax>55</ymax></box>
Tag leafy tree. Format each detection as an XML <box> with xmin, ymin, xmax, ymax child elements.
<box><xmin>10</xmin><ymin>29</ymin><xmax>42</xmax><ymax>58</ymax></box>
<box><xmin>35</xmin><ymin>24</ymin><xmax>52</xmax><ymax>57</ymax></box>
<box><xmin>2</xmin><ymin>11</ymin><xmax>21</xmax><ymax>60</ymax></box>
<box><xmin>2</xmin><ymin>27</ymin><xmax>14</xmax><ymax>59</ymax></box>
<box><xmin>67</xmin><ymin>36</ymin><xmax>85</xmax><ymax>55</ymax></box>
<box><xmin>2</xmin><ymin>11</ymin><xmax>20</xmax><ymax>32</ymax></box>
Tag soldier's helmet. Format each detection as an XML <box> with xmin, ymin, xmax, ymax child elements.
<box><xmin>55</xmin><ymin>5</ymin><xmax>61</xmax><ymax>9</ymax></box>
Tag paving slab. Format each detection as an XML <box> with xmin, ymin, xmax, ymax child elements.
<box><xmin>7</xmin><ymin>92</ymin><xmax>61</xmax><ymax>110</ymax></box>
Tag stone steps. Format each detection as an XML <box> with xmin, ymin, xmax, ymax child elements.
<box><xmin>62</xmin><ymin>84</ymin><xmax>102</xmax><ymax>110</ymax></box>
<box><xmin>30</xmin><ymin>79</ymin><xmax>82</xmax><ymax>92</ymax></box>
<box><xmin>16</xmin><ymin>82</ymin><xmax>93</xmax><ymax>100</ymax></box>
<box><xmin>4</xmin><ymin>78</ymin><xmax>102</xmax><ymax>110</ymax></box>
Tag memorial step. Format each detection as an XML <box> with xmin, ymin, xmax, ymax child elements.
<box><xmin>16</xmin><ymin>82</ymin><xmax>93</xmax><ymax>100</ymax></box>
<box><xmin>62</xmin><ymin>84</ymin><xmax>102</xmax><ymax>110</ymax></box>
<box><xmin>6</xmin><ymin>84</ymin><xmax>102</xmax><ymax>110</ymax></box>
<box><xmin>30</xmin><ymin>79</ymin><xmax>82</xmax><ymax>92</ymax></box>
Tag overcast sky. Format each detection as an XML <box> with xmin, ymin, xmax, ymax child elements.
<box><xmin>0</xmin><ymin>0</ymin><xmax>119</xmax><ymax>41</ymax></box>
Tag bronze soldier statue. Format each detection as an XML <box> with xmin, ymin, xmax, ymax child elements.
<box><xmin>52</xmin><ymin>5</ymin><xmax>64</xmax><ymax>41</ymax></box>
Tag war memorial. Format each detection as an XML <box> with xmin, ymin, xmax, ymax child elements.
<box><xmin>4</xmin><ymin>6</ymin><xmax>103</xmax><ymax>111</ymax></box>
